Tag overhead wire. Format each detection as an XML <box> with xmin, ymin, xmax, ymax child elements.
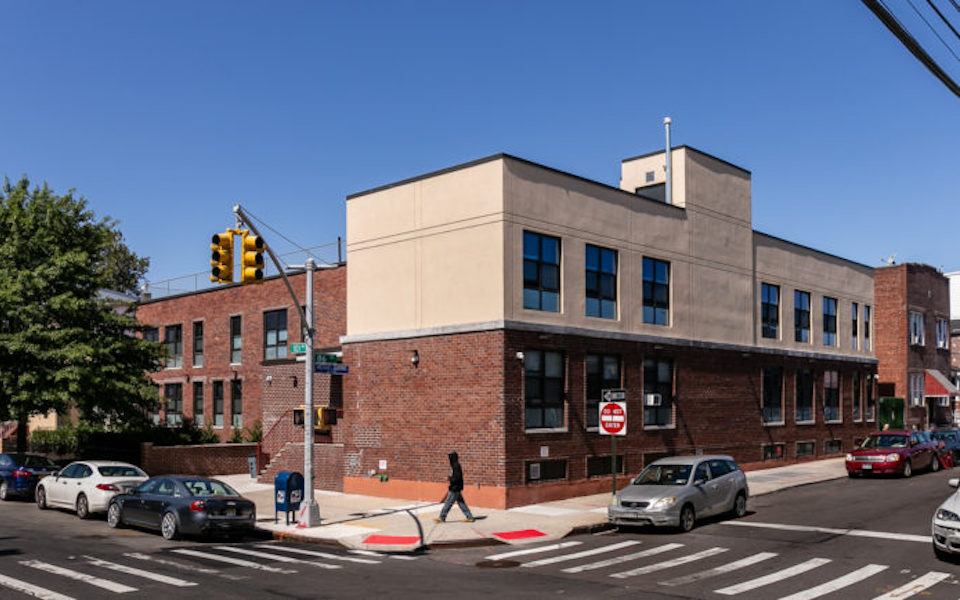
<box><xmin>924</xmin><ymin>0</ymin><xmax>960</xmax><ymax>45</ymax></box>
<box><xmin>905</xmin><ymin>0</ymin><xmax>960</xmax><ymax>62</ymax></box>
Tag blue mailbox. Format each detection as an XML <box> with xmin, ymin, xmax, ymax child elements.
<box><xmin>274</xmin><ymin>471</ymin><xmax>305</xmax><ymax>525</ymax></box>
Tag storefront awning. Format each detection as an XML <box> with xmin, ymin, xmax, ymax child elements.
<box><xmin>925</xmin><ymin>369</ymin><xmax>959</xmax><ymax>397</ymax></box>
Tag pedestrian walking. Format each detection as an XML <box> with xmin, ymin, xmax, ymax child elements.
<box><xmin>436</xmin><ymin>451</ymin><xmax>475</xmax><ymax>523</ymax></box>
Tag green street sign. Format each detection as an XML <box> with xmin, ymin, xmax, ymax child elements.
<box><xmin>315</xmin><ymin>353</ymin><xmax>341</xmax><ymax>364</ymax></box>
<box><xmin>289</xmin><ymin>343</ymin><xmax>308</xmax><ymax>355</ymax></box>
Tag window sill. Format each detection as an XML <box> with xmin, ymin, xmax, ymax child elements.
<box><xmin>763</xmin><ymin>421</ymin><xmax>786</xmax><ymax>427</ymax></box>
<box><xmin>192</xmin><ymin>363</ymin><xmax>203</xmax><ymax>369</ymax></box>
<box><xmin>643</xmin><ymin>424</ymin><xmax>676</xmax><ymax>431</ymax></box>
<box><xmin>585</xmin><ymin>427</ymin><xmax>599</xmax><ymax>433</ymax></box>
<box><xmin>825</xmin><ymin>420</ymin><xmax>843</xmax><ymax>425</ymax></box>
<box><xmin>229</xmin><ymin>362</ymin><xmax>242</xmax><ymax>367</ymax></box>
<box><xmin>795</xmin><ymin>420</ymin><xmax>816</xmax><ymax>426</ymax></box>
<box><xmin>525</xmin><ymin>428</ymin><xmax>568</xmax><ymax>435</ymax></box>
<box><xmin>585</xmin><ymin>314</ymin><xmax>618</xmax><ymax>322</ymax></box>
<box><xmin>261</xmin><ymin>358</ymin><xmax>297</xmax><ymax>366</ymax></box>
<box><xmin>163</xmin><ymin>366</ymin><xmax>183</xmax><ymax>371</ymax></box>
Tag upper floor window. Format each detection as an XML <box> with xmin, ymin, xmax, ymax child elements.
<box><xmin>524</xmin><ymin>350</ymin><xmax>564</xmax><ymax>430</ymax></box>
<box><xmin>822</xmin><ymin>297</ymin><xmax>837</xmax><ymax>347</ymax></box>
<box><xmin>264</xmin><ymin>309</ymin><xmax>289</xmax><ymax>360</ymax></box>
<box><xmin>163</xmin><ymin>325</ymin><xmax>182</xmax><ymax>368</ymax></box>
<box><xmin>761</xmin><ymin>367</ymin><xmax>783</xmax><ymax>424</ymax></box>
<box><xmin>937</xmin><ymin>318</ymin><xmax>949</xmax><ymax>350</ymax></box>
<box><xmin>794</xmin><ymin>291</ymin><xmax>811</xmax><ymax>343</ymax></box>
<box><xmin>164</xmin><ymin>383</ymin><xmax>183</xmax><ymax>426</ymax></box>
<box><xmin>192</xmin><ymin>321</ymin><xmax>204</xmax><ymax>367</ymax></box>
<box><xmin>761</xmin><ymin>283</ymin><xmax>780</xmax><ymax>339</ymax></box>
<box><xmin>864</xmin><ymin>305</ymin><xmax>872</xmax><ymax>350</ymax></box>
<box><xmin>143</xmin><ymin>327</ymin><xmax>159</xmax><ymax>343</ymax></box>
<box><xmin>823</xmin><ymin>370</ymin><xmax>840</xmax><ymax>423</ymax></box>
<box><xmin>909</xmin><ymin>312</ymin><xmax>925</xmax><ymax>346</ymax></box>
<box><xmin>230</xmin><ymin>315</ymin><xmax>242</xmax><ymax>364</ymax></box>
<box><xmin>851</xmin><ymin>303</ymin><xmax>859</xmax><ymax>350</ymax></box>
<box><xmin>523</xmin><ymin>231</ymin><xmax>560</xmax><ymax>312</ymax></box>
<box><xmin>585</xmin><ymin>354</ymin><xmax>620</xmax><ymax>429</ymax></box>
<box><xmin>642</xmin><ymin>257</ymin><xmax>670</xmax><ymax>326</ymax></box>
<box><xmin>585</xmin><ymin>245</ymin><xmax>617</xmax><ymax>319</ymax></box>
<box><xmin>643</xmin><ymin>358</ymin><xmax>674</xmax><ymax>428</ymax></box>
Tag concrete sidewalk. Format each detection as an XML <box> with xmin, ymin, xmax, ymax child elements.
<box><xmin>219</xmin><ymin>457</ymin><xmax>847</xmax><ymax>552</ymax></box>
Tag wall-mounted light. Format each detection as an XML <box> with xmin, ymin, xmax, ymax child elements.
<box><xmin>265</xmin><ymin>374</ymin><xmax>273</xmax><ymax>386</ymax></box>
<box><xmin>516</xmin><ymin>351</ymin><xmax>525</xmax><ymax>362</ymax></box>
<box><xmin>411</xmin><ymin>350</ymin><xmax>420</xmax><ymax>367</ymax></box>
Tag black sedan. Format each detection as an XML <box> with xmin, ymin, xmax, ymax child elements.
<box><xmin>107</xmin><ymin>476</ymin><xmax>256</xmax><ymax>540</ymax></box>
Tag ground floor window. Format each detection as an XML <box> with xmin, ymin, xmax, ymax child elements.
<box><xmin>526</xmin><ymin>459</ymin><xmax>567</xmax><ymax>482</ymax></box>
<box><xmin>164</xmin><ymin>383</ymin><xmax>183</xmax><ymax>427</ymax></box>
<box><xmin>586</xmin><ymin>455</ymin><xmax>625</xmax><ymax>478</ymax></box>
<box><xmin>823</xmin><ymin>370</ymin><xmax>841</xmax><ymax>423</ymax></box>
<box><xmin>231</xmin><ymin>380</ymin><xmax>243</xmax><ymax>428</ymax></box>
<box><xmin>796</xmin><ymin>369</ymin><xmax>814</xmax><ymax>423</ymax></box>
<box><xmin>762</xmin><ymin>367</ymin><xmax>784</xmax><ymax>424</ymax></box>
<box><xmin>192</xmin><ymin>381</ymin><xmax>204</xmax><ymax>427</ymax></box>
<box><xmin>643</xmin><ymin>358</ymin><xmax>674</xmax><ymax>427</ymax></box>
<box><xmin>762</xmin><ymin>443</ymin><xmax>785</xmax><ymax>461</ymax></box>
<box><xmin>865</xmin><ymin>376</ymin><xmax>876</xmax><ymax>421</ymax></box>
<box><xmin>585</xmin><ymin>354</ymin><xmax>620</xmax><ymax>429</ymax></box>
<box><xmin>524</xmin><ymin>350</ymin><xmax>565</xmax><ymax>430</ymax></box>
<box><xmin>212</xmin><ymin>381</ymin><xmax>224</xmax><ymax>427</ymax></box>
<box><xmin>824</xmin><ymin>439</ymin><xmax>843</xmax><ymax>454</ymax></box>
<box><xmin>852</xmin><ymin>372</ymin><xmax>862</xmax><ymax>422</ymax></box>
<box><xmin>796</xmin><ymin>441</ymin><xmax>816</xmax><ymax>457</ymax></box>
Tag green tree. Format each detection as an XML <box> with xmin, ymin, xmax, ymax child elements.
<box><xmin>0</xmin><ymin>177</ymin><xmax>163</xmax><ymax>449</ymax></box>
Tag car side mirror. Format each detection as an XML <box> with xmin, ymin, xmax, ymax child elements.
<box><xmin>694</xmin><ymin>478</ymin><xmax>706</xmax><ymax>486</ymax></box>
<box><xmin>949</xmin><ymin>478</ymin><xmax>959</xmax><ymax>489</ymax></box>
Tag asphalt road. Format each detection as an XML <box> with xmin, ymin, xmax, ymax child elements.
<box><xmin>2</xmin><ymin>468</ymin><xmax>960</xmax><ymax>600</ymax></box>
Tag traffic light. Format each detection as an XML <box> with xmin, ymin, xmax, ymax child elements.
<box><xmin>209</xmin><ymin>231</ymin><xmax>234</xmax><ymax>283</ymax></box>
<box><xmin>241</xmin><ymin>232</ymin><xmax>265</xmax><ymax>284</ymax></box>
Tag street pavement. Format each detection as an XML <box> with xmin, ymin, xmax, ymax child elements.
<box><xmin>2</xmin><ymin>466</ymin><xmax>960</xmax><ymax>599</ymax></box>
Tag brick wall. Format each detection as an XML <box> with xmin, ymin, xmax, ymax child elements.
<box><xmin>140</xmin><ymin>442</ymin><xmax>260</xmax><ymax>477</ymax></box>
<box><xmin>257</xmin><ymin>442</ymin><xmax>344</xmax><ymax>492</ymax></box>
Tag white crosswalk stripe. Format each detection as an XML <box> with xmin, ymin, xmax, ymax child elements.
<box><xmin>715</xmin><ymin>557</ymin><xmax>832</xmax><ymax>595</ymax></box>
<box><xmin>658</xmin><ymin>552</ymin><xmax>779</xmax><ymax>587</ymax></box>
<box><xmin>19</xmin><ymin>560</ymin><xmax>137</xmax><ymax>594</ymax></box>
<box><xmin>215</xmin><ymin>546</ymin><xmax>340</xmax><ymax>569</ymax></box>
<box><xmin>870</xmin><ymin>571</ymin><xmax>951</xmax><ymax>600</ymax></box>
<box><xmin>82</xmin><ymin>556</ymin><xmax>197</xmax><ymax>587</ymax></box>
<box><xmin>0</xmin><ymin>572</ymin><xmax>76</xmax><ymax>600</ymax></box>
<box><xmin>521</xmin><ymin>541</ymin><xmax>642</xmax><ymax>568</ymax></box>
<box><xmin>561</xmin><ymin>543</ymin><xmax>684</xmax><ymax>574</ymax></box>
<box><xmin>777</xmin><ymin>564</ymin><xmax>889</xmax><ymax>600</ymax></box>
<box><xmin>123</xmin><ymin>552</ymin><xmax>246</xmax><ymax>580</ymax></box>
<box><xmin>170</xmin><ymin>549</ymin><xmax>297</xmax><ymax>573</ymax></box>
<box><xmin>485</xmin><ymin>541</ymin><xmax>583</xmax><ymax>561</ymax></box>
<box><xmin>252</xmin><ymin>544</ymin><xmax>380</xmax><ymax>564</ymax></box>
<box><xmin>610</xmin><ymin>547</ymin><xmax>729</xmax><ymax>579</ymax></box>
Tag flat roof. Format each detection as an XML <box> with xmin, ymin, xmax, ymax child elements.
<box><xmin>754</xmin><ymin>231</ymin><xmax>874</xmax><ymax>272</ymax></box>
<box><xmin>621</xmin><ymin>144</ymin><xmax>752</xmax><ymax>175</ymax></box>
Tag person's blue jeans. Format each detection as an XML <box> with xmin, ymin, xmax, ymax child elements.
<box><xmin>439</xmin><ymin>490</ymin><xmax>474</xmax><ymax>521</ymax></box>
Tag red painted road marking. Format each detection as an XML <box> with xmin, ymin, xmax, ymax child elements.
<box><xmin>493</xmin><ymin>529</ymin><xmax>547</xmax><ymax>541</ymax></box>
<box><xmin>363</xmin><ymin>534</ymin><xmax>421</xmax><ymax>545</ymax></box>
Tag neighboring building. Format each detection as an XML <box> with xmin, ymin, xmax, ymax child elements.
<box><xmin>341</xmin><ymin>147</ymin><xmax>878</xmax><ymax>508</ymax></box>
<box><xmin>874</xmin><ymin>264</ymin><xmax>957</xmax><ymax>428</ymax></box>
<box><xmin>947</xmin><ymin>272</ymin><xmax>960</xmax><ymax>382</ymax></box>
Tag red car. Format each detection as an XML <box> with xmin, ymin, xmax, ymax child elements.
<box><xmin>846</xmin><ymin>430</ymin><xmax>942</xmax><ymax>478</ymax></box>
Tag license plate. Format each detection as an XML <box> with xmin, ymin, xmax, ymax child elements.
<box><xmin>862</xmin><ymin>464</ymin><xmax>872</xmax><ymax>470</ymax></box>
<box><xmin>225</xmin><ymin>508</ymin><xmax>236</xmax><ymax>516</ymax></box>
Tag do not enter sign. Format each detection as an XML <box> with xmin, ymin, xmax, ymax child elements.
<box><xmin>599</xmin><ymin>400</ymin><xmax>627</xmax><ymax>436</ymax></box>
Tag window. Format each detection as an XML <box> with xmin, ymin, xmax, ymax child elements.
<box><xmin>762</xmin><ymin>443</ymin><xmax>785</xmax><ymax>461</ymax></box>
<box><xmin>909</xmin><ymin>372</ymin><xmax>925</xmax><ymax>407</ymax></box>
<box><xmin>851</xmin><ymin>303</ymin><xmax>859</xmax><ymax>350</ymax></box>
<box><xmin>586</xmin><ymin>455</ymin><xmax>625</xmax><ymax>478</ymax></box>
<box><xmin>642</xmin><ymin>257</ymin><xmax>670</xmax><ymax>325</ymax></box>
<box><xmin>694</xmin><ymin>463</ymin><xmax>711</xmax><ymax>482</ymax></box>
<box><xmin>523</xmin><ymin>231</ymin><xmax>561</xmax><ymax>312</ymax></box>
<box><xmin>796</xmin><ymin>441</ymin><xmax>816</xmax><ymax>457</ymax></box>
<box><xmin>824</xmin><ymin>370</ymin><xmax>840</xmax><ymax>422</ymax></box>
<box><xmin>163</xmin><ymin>325</ymin><xmax>182</xmax><ymax>368</ymax></box>
<box><xmin>585</xmin><ymin>244</ymin><xmax>617</xmax><ymax>319</ymax></box>
<box><xmin>762</xmin><ymin>367</ymin><xmax>783</xmax><ymax>424</ymax></box>
<box><xmin>864</xmin><ymin>305</ymin><xmax>872</xmax><ymax>350</ymax></box>
<box><xmin>909</xmin><ymin>312</ymin><xmax>925</xmax><ymax>346</ymax></box>
<box><xmin>643</xmin><ymin>359</ymin><xmax>674</xmax><ymax>427</ymax></box>
<box><xmin>192</xmin><ymin>321</ymin><xmax>204</xmax><ymax>367</ymax></box>
<box><xmin>937</xmin><ymin>319</ymin><xmax>950</xmax><ymax>350</ymax></box>
<box><xmin>143</xmin><ymin>327</ymin><xmax>159</xmax><ymax>342</ymax></box>
<box><xmin>230</xmin><ymin>316</ymin><xmax>242</xmax><ymax>364</ymax></box>
<box><xmin>231</xmin><ymin>380</ymin><xmax>243</xmax><ymax>428</ymax></box>
<box><xmin>822</xmin><ymin>297</ymin><xmax>837</xmax><ymax>347</ymax></box>
<box><xmin>193</xmin><ymin>381</ymin><xmax>204</xmax><ymax>427</ymax></box>
<box><xmin>796</xmin><ymin>369</ymin><xmax>814</xmax><ymax>423</ymax></box>
<box><xmin>164</xmin><ymin>383</ymin><xmax>182</xmax><ymax>426</ymax></box>
<box><xmin>852</xmin><ymin>372</ymin><xmax>862</xmax><ymax>422</ymax></box>
<box><xmin>264</xmin><ymin>309</ymin><xmax>289</xmax><ymax>360</ymax></box>
<box><xmin>794</xmin><ymin>291</ymin><xmax>811</xmax><ymax>343</ymax></box>
<box><xmin>525</xmin><ymin>350</ymin><xmax>564</xmax><ymax>430</ymax></box>
<box><xmin>761</xmin><ymin>283</ymin><xmax>780</xmax><ymax>339</ymax></box>
<box><xmin>526</xmin><ymin>459</ymin><xmax>567</xmax><ymax>482</ymax></box>
<box><xmin>824</xmin><ymin>439</ymin><xmax>843</xmax><ymax>454</ymax></box>
<box><xmin>707</xmin><ymin>459</ymin><xmax>734</xmax><ymax>477</ymax></box>
<box><xmin>865</xmin><ymin>374</ymin><xmax>876</xmax><ymax>421</ymax></box>
<box><xmin>148</xmin><ymin>385</ymin><xmax>161</xmax><ymax>425</ymax></box>
<box><xmin>585</xmin><ymin>354</ymin><xmax>620</xmax><ymax>429</ymax></box>
<box><xmin>213</xmin><ymin>381</ymin><xmax>224</xmax><ymax>427</ymax></box>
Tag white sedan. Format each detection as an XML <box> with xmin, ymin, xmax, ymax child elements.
<box><xmin>36</xmin><ymin>461</ymin><xmax>148</xmax><ymax>519</ymax></box>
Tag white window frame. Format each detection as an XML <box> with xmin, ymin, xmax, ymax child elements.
<box><xmin>909</xmin><ymin>311</ymin><xmax>925</xmax><ymax>346</ymax></box>
<box><xmin>936</xmin><ymin>319</ymin><xmax>949</xmax><ymax>350</ymax></box>
<box><xmin>909</xmin><ymin>372</ymin><xmax>925</xmax><ymax>407</ymax></box>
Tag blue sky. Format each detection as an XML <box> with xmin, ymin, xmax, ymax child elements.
<box><xmin>2</xmin><ymin>1</ymin><xmax>958</xmax><ymax>289</ymax></box>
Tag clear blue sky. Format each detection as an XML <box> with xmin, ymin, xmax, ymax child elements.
<box><xmin>2</xmin><ymin>1</ymin><xmax>958</xmax><ymax>288</ymax></box>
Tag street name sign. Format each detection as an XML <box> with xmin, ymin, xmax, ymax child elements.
<box><xmin>602</xmin><ymin>388</ymin><xmax>627</xmax><ymax>402</ymax></box>
<box><xmin>315</xmin><ymin>353</ymin><xmax>342</xmax><ymax>364</ymax></box>
<box><xmin>314</xmin><ymin>363</ymin><xmax>348</xmax><ymax>375</ymax></box>
<box><xmin>289</xmin><ymin>343</ymin><xmax>308</xmax><ymax>355</ymax></box>
<box><xmin>599</xmin><ymin>400</ymin><xmax>627</xmax><ymax>436</ymax></box>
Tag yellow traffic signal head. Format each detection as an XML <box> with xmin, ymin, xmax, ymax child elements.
<box><xmin>209</xmin><ymin>231</ymin><xmax>234</xmax><ymax>283</ymax></box>
<box><xmin>240</xmin><ymin>232</ymin><xmax>265</xmax><ymax>284</ymax></box>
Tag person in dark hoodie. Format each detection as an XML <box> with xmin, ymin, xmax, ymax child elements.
<box><xmin>436</xmin><ymin>451</ymin><xmax>475</xmax><ymax>523</ymax></box>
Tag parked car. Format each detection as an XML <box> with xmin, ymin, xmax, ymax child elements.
<box><xmin>0</xmin><ymin>453</ymin><xmax>59</xmax><ymax>501</ymax></box>
<box><xmin>36</xmin><ymin>461</ymin><xmax>148</xmax><ymax>519</ymax></box>
<box><xmin>846</xmin><ymin>430</ymin><xmax>941</xmax><ymax>477</ymax></box>
<box><xmin>107</xmin><ymin>476</ymin><xmax>256</xmax><ymax>540</ymax></box>
<box><xmin>932</xmin><ymin>429</ymin><xmax>960</xmax><ymax>464</ymax></box>
<box><xmin>608</xmin><ymin>455</ymin><xmax>748</xmax><ymax>533</ymax></box>
<box><xmin>932</xmin><ymin>477</ymin><xmax>960</xmax><ymax>559</ymax></box>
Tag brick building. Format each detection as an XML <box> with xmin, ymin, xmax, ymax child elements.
<box><xmin>875</xmin><ymin>264</ymin><xmax>957</xmax><ymax>428</ymax></box>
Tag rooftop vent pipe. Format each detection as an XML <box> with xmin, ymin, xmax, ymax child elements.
<box><xmin>664</xmin><ymin>116</ymin><xmax>672</xmax><ymax>205</ymax></box>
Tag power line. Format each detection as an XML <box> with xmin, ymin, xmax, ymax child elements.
<box><xmin>906</xmin><ymin>0</ymin><xmax>960</xmax><ymax>63</ymax></box>
<box><xmin>925</xmin><ymin>0</ymin><xmax>960</xmax><ymax>45</ymax></box>
<box><xmin>241</xmin><ymin>206</ymin><xmax>326</xmax><ymax>263</ymax></box>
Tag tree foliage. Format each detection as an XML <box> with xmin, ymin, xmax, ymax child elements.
<box><xmin>0</xmin><ymin>177</ymin><xmax>163</xmax><ymax>432</ymax></box>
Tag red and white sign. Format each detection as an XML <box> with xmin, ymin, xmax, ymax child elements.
<box><xmin>599</xmin><ymin>401</ymin><xmax>627</xmax><ymax>436</ymax></box>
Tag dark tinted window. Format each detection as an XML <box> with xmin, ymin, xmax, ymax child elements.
<box><xmin>726</xmin><ymin>460</ymin><xmax>740</xmax><ymax>472</ymax></box>
<box><xmin>694</xmin><ymin>463</ymin><xmax>711</xmax><ymax>482</ymax></box>
<box><xmin>182</xmin><ymin>479</ymin><xmax>239</xmax><ymax>497</ymax></box>
<box><xmin>76</xmin><ymin>465</ymin><xmax>93</xmax><ymax>478</ymax></box>
<box><xmin>708</xmin><ymin>460</ymin><xmax>732</xmax><ymax>477</ymax></box>
<box><xmin>633</xmin><ymin>464</ymin><xmax>691</xmax><ymax>486</ymax></box>
<box><xmin>59</xmin><ymin>464</ymin><xmax>82</xmax><ymax>478</ymax></box>
<box><xmin>98</xmin><ymin>466</ymin><xmax>147</xmax><ymax>478</ymax></box>
<box><xmin>155</xmin><ymin>479</ymin><xmax>177</xmax><ymax>496</ymax></box>
<box><xmin>136</xmin><ymin>479</ymin><xmax>160</xmax><ymax>494</ymax></box>
<box><xmin>24</xmin><ymin>455</ymin><xmax>57</xmax><ymax>469</ymax></box>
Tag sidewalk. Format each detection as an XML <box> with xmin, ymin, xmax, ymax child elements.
<box><xmin>218</xmin><ymin>457</ymin><xmax>847</xmax><ymax>552</ymax></box>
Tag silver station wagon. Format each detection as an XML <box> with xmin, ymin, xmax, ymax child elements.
<box><xmin>608</xmin><ymin>455</ymin><xmax>749</xmax><ymax>532</ymax></box>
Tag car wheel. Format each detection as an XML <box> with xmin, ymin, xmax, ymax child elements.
<box><xmin>731</xmin><ymin>492</ymin><xmax>747</xmax><ymax>518</ymax></box>
<box><xmin>161</xmin><ymin>512</ymin><xmax>179</xmax><ymax>541</ymax></box>
<box><xmin>679</xmin><ymin>504</ymin><xmax>696</xmax><ymax>533</ymax></box>
<box><xmin>76</xmin><ymin>494</ymin><xmax>90</xmax><ymax>519</ymax></box>
<box><xmin>903</xmin><ymin>460</ymin><xmax>913</xmax><ymax>478</ymax></box>
<box><xmin>35</xmin><ymin>486</ymin><xmax>47</xmax><ymax>509</ymax></box>
<box><xmin>107</xmin><ymin>502</ymin><xmax>123</xmax><ymax>528</ymax></box>
<box><xmin>0</xmin><ymin>481</ymin><xmax>9</xmax><ymax>501</ymax></box>
<box><xmin>934</xmin><ymin>543</ymin><xmax>953</xmax><ymax>562</ymax></box>
<box><xmin>932</xmin><ymin>457</ymin><xmax>941</xmax><ymax>472</ymax></box>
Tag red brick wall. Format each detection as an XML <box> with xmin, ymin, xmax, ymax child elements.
<box><xmin>135</xmin><ymin>267</ymin><xmax>346</xmax><ymax>442</ymax></box>
<box><xmin>257</xmin><ymin>442</ymin><xmax>343</xmax><ymax>492</ymax></box>
<box><xmin>140</xmin><ymin>442</ymin><xmax>260</xmax><ymax>477</ymax></box>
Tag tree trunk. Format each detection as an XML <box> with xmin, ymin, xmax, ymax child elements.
<box><xmin>16</xmin><ymin>414</ymin><xmax>27</xmax><ymax>452</ymax></box>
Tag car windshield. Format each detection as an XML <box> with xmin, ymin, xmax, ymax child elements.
<box><xmin>860</xmin><ymin>435</ymin><xmax>908</xmax><ymax>449</ymax></box>
<box><xmin>98</xmin><ymin>466</ymin><xmax>146</xmax><ymax>478</ymax></box>
<box><xmin>182</xmin><ymin>479</ymin><xmax>240</xmax><ymax>497</ymax></box>
<box><xmin>633</xmin><ymin>464</ymin><xmax>692</xmax><ymax>486</ymax></box>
